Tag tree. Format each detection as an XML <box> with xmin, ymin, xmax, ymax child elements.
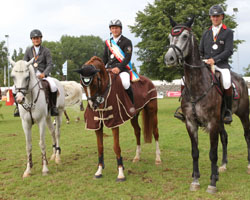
<box><xmin>129</xmin><ymin>0</ymin><xmax>242</xmax><ymax>81</ymax></box>
<box><xmin>243</xmin><ymin>64</ymin><xmax>250</xmax><ymax>76</ymax></box>
<box><xmin>12</xmin><ymin>48</ymin><xmax>24</xmax><ymax>61</ymax></box>
<box><xmin>42</xmin><ymin>35</ymin><xmax>104</xmax><ymax>81</ymax></box>
<box><xmin>0</xmin><ymin>41</ymin><xmax>8</xmax><ymax>86</ymax></box>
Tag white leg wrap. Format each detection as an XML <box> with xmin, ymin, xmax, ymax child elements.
<box><xmin>133</xmin><ymin>145</ymin><xmax>141</xmax><ymax>162</ymax></box>
<box><xmin>155</xmin><ymin>141</ymin><xmax>161</xmax><ymax>163</ymax></box>
<box><xmin>95</xmin><ymin>165</ymin><xmax>103</xmax><ymax>176</ymax></box>
<box><xmin>23</xmin><ymin>163</ymin><xmax>32</xmax><ymax>178</ymax></box>
<box><xmin>117</xmin><ymin>166</ymin><xmax>125</xmax><ymax>179</ymax></box>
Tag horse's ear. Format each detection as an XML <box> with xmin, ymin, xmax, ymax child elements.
<box><xmin>168</xmin><ymin>16</ymin><xmax>177</xmax><ymax>27</ymax></box>
<box><xmin>26</xmin><ymin>58</ymin><xmax>34</xmax><ymax>67</ymax></box>
<box><xmin>8</xmin><ymin>56</ymin><xmax>16</xmax><ymax>66</ymax></box>
<box><xmin>185</xmin><ymin>16</ymin><xmax>195</xmax><ymax>28</ymax></box>
<box><xmin>73</xmin><ymin>68</ymin><xmax>84</xmax><ymax>75</ymax></box>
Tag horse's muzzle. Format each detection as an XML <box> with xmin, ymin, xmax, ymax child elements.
<box><xmin>16</xmin><ymin>94</ymin><xmax>25</xmax><ymax>104</ymax></box>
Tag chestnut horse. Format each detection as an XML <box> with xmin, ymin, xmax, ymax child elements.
<box><xmin>165</xmin><ymin>17</ymin><xmax>250</xmax><ymax>193</ymax></box>
<box><xmin>75</xmin><ymin>56</ymin><xmax>161</xmax><ymax>181</ymax></box>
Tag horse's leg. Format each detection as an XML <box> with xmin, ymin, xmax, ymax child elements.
<box><xmin>219</xmin><ymin>123</ymin><xmax>228</xmax><ymax>172</ymax></box>
<box><xmin>54</xmin><ymin>111</ymin><xmax>63</xmax><ymax>164</ymax></box>
<box><xmin>46</xmin><ymin>116</ymin><xmax>57</xmax><ymax>161</ymax></box>
<box><xmin>112</xmin><ymin>127</ymin><xmax>125</xmax><ymax>182</ymax></box>
<box><xmin>238</xmin><ymin>112</ymin><xmax>250</xmax><ymax>174</ymax></box>
<box><xmin>94</xmin><ymin>126</ymin><xmax>104</xmax><ymax>178</ymax></box>
<box><xmin>151</xmin><ymin>101</ymin><xmax>161</xmax><ymax>165</ymax></box>
<box><xmin>207</xmin><ymin>126</ymin><xmax>219</xmax><ymax>194</ymax></box>
<box><xmin>186</xmin><ymin>120</ymin><xmax>200</xmax><ymax>191</ymax></box>
<box><xmin>64</xmin><ymin>110</ymin><xmax>70</xmax><ymax>124</ymax></box>
<box><xmin>130</xmin><ymin>114</ymin><xmax>141</xmax><ymax>162</ymax></box>
<box><xmin>38</xmin><ymin>118</ymin><xmax>49</xmax><ymax>175</ymax></box>
<box><xmin>22</xmin><ymin>120</ymin><xmax>33</xmax><ymax>178</ymax></box>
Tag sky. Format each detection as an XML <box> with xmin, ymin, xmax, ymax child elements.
<box><xmin>0</xmin><ymin>0</ymin><xmax>249</xmax><ymax>75</ymax></box>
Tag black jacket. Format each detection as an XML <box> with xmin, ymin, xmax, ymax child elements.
<box><xmin>103</xmin><ymin>35</ymin><xmax>133</xmax><ymax>72</ymax></box>
<box><xmin>23</xmin><ymin>45</ymin><xmax>53</xmax><ymax>76</ymax></box>
<box><xmin>199</xmin><ymin>24</ymin><xmax>234</xmax><ymax>69</ymax></box>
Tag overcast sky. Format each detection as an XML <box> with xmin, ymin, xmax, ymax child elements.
<box><xmin>1</xmin><ymin>0</ymin><xmax>249</xmax><ymax>75</ymax></box>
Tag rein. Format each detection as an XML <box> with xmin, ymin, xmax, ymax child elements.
<box><xmin>16</xmin><ymin>75</ymin><xmax>44</xmax><ymax>125</ymax></box>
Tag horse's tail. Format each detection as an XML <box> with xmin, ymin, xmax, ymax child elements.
<box><xmin>142</xmin><ymin>107</ymin><xmax>153</xmax><ymax>143</ymax></box>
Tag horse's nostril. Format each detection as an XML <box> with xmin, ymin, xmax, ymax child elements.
<box><xmin>170</xmin><ymin>56</ymin><xmax>175</xmax><ymax>61</ymax></box>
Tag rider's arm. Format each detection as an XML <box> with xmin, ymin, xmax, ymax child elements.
<box><xmin>103</xmin><ymin>43</ymin><xmax>109</xmax><ymax>65</ymax></box>
<box><xmin>23</xmin><ymin>47</ymin><xmax>31</xmax><ymax>61</ymax></box>
<box><xmin>212</xmin><ymin>30</ymin><xmax>233</xmax><ymax>64</ymax></box>
<box><xmin>117</xmin><ymin>40</ymin><xmax>132</xmax><ymax>71</ymax></box>
<box><xmin>43</xmin><ymin>48</ymin><xmax>53</xmax><ymax>76</ymax></box>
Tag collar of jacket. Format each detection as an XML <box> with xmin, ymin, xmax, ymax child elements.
<box><xmin>209</xmin><ymin>24</ymin><xmax>227</xmax><ymax>30</ymax></box>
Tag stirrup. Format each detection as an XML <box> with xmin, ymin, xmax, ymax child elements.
<box><xmin>14</xmin><ymin>107</ymin><xmax>20</xmax><ymax>117</ymax></box>
<box><xmin>51</xmin><ymin>107</ymin><xmax>59</xmax><ymax>116</ymax></box>
<box><xmin>174</xmin><ymin>107</ymin><xmax>185</xmax><ymax>122</ymax></box>
<box><xmin>223</xmin><ymin>110</ymin><xmax>232</xmax><ymax>124</ymax></box>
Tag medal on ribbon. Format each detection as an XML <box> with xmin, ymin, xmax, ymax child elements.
<box><xmin>32</xmin><ymin>47</ymin><xmax>39</xmax><ymax>68</ymax></box>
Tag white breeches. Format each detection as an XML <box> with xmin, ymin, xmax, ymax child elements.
<box><xmin>214</xmin><ymin>66</ymin><xmax>231</xmax><ymax>90</ymax></box>
<box><xmin>36</xmin><ymin>71</ymin><xmax>58</xmax><ymax>92</ymax></box>
<box><xmin>180</xmin><ymin>66</ymin><xmax>231</xmax><ymax>90</ymax></box>
<box><xmin>119</xmin><ymin>72</ymin><xmax>130</xmax><ymax>90</ymax></box>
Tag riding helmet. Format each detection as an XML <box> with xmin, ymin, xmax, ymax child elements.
<box><xmin>209</xmin><ymin>5</ymin><xmax>224</xmax><ymax>16</ymax></box>
<box><xmin>109</xmin><ymin>19</ymin><xmax>122</xmax><ymax>29</ymax></box>
<box><xmin>30</xmin><ymin>29</ymin><xmax>43</xmax><ymax>39</ymax></box>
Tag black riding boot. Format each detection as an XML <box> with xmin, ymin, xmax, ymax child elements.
<box><xmin>224</xmin><ymin>87</ymin><xmax>233</xmax><ymax>124</ymax></box>
<box><xmin>51</xmin><ymin>91</ymin><xmax>59</xmax><ymax>116</ymax></box>
<box><xmin>126</xmin><ymin>86</ymin><xmax>134</xmax><ymax>104</ymax></box>
<box><xmin>13</xmin><ymin>93</ymin><xmax>20</xmax><ymax>117</ymax></box>
<box><xmin>174</xmin><ymin>85</ymin><xmax>185</xmax><ymax>121</ymax></box>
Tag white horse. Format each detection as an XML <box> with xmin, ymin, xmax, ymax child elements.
<box><xmin>10</xmin><ymin>58</ymin><xmax>65</xmax><ymax>178</ymax></box>
<box><xmin>61</xmin><ymin>81</ymin><xmax>84</xmax><ymax>123</ymax></box>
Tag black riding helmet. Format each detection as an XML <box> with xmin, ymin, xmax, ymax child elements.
<box><xmin>30</xmin><ymin>29</ymin><xmax>43</xmax><ymax>39</ymax></box>
<box><xmin>109</xmin><ymin>19</ymin><xmax>122</xmax><ymax>29</ymax></box>
<box><xmin>209</xmin><ymin>5</ymin><xmax>224</xmax><ymax>16</ymax></box>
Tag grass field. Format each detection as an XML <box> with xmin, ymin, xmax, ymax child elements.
<box><xmin>0</xmin><ymin>98</ymin><xmax>250</xmax><ymax>200</ymax></box>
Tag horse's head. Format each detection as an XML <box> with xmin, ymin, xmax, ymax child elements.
<box><xmin>74</xmin><ymin>56</ymin><xmax>108</xmax><ymax>110</ymax></box>
<box><xmin>10</xmin><ymin>58</ymin><xmax>34</xmax><ymax>104</ymax></box>
<box><xmin>165</xmin><ymin>16</ymin><xmax>195</xmax><ymax>66</ymax></box>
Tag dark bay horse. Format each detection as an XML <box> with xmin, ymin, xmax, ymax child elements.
<box><xmin>165</xmin><ymin>17</ymin><xmax>250</xmax><ymax>193</ymax></box>
<box><xmin>74</xmin><ymin>56</ymin><xmax>161</xmax><ymax>181</ymax></box>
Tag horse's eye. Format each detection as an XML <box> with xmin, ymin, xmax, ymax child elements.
<box><xmin>183</xmin><ymin>34</ymin><xmax>188</xmax><ymax>40</ymax></box>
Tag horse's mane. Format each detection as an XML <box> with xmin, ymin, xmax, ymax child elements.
<box><xmin>85</xmin><ymin>56</ymin><xmax>105</xmax><ymax>70</ymax></box>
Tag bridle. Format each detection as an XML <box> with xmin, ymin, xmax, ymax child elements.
<box><xmin>168</xmin><ymin>25</ymin><xmax>205</xmax><ymax>69</ymax></box>
<box><xmin>80</xmin><ymin>67</ymin><xmax>110</xmax><ymax>110</ymax></box>
<box><xmin>14</xmin><ymin>67</ymin><xmax>43</xmax><ymax>124</ymax></box>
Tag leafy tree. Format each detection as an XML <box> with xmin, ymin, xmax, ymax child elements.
<box><xmin>12</xmin><ymin>48</ymin><xmax>24</xmax><ymax>61</ymax></box>
<box><xmin>0</xmin><ymin>41</ymin><xmax>8</xmax><ymax>86</ymax></box>
<box><xmin>243</xmin><ymin>64</ymin><xmax>250</xmax><ymax>76</ymax></box>
<box><xmin>130</xmin><ymin>0</ymin><xmax>243</xmax><ymax>81</ymax></box>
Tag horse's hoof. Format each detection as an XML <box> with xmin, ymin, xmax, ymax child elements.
<box><xmin>155</xmin><ymin>160</ymin><xmax>162</xmax><ymax>165</ymax></box>
<box><xmin>55</xmin><ymin>157</ymin><xmax>61</xmax><ymax>164</ymax></box>
<box><xmin>190</xmin><ymin>183</ymin><xmax>200</xmax><ymax>191</ymax></box>
<box><xmin>66</xmin><ymin>120</ymin><xmax>70</xmax><ymax>124</ymax></box>
<box><xmin>94</xmin><ymin>174</ymin><xmax>102</xmax><ymax>179</ymax></box>
<box><xmin>247</xmin><ymin>168</ymin><xmax>250</xmax><ymax>175</ymax></box>
<box><xmin>23</xmin><ymin>172</ymin><xmax>31</xmax><ymax>178</ymax></box>
<box><xmin>50</xmin><ymin>154</ymin><xmax>56</xmax><ymax>161</ymax></box>
<box><xmin>42</xmin><ymin>172</ymin><xmax>49</xmax><ymax>176</ymax></box>
<box><xmin>219</xmin><ymin>166</ymin><xmax>227</xmax><ymax>172</ymax></box>
<box><xmin>206</xmin><ymin>185</ymin><xmax>217</xmax><ymax>194</ymax></box>
<box><xmin>133</xmin><ymin>158</ymin><xmax>140</xmax><ymax>163</ymax></box>
<box><xmin>116</xmin><ymin>177</ymin><xmax>126</xmax><ymax>182</ymax></box>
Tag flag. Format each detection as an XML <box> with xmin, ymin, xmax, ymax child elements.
<box><xmin>62</xmin><ymin>60</ymin><xmax>67</xmax><ymax>76</ymax></box>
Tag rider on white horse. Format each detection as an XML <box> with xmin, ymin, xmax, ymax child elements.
<box><xmin>14</xmin><ymin>29</ymin><xmax>59</xmax><ymax>116</ymax></box>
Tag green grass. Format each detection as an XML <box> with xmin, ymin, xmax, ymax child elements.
<box><xmin>0</xmin><ymin>99</ymin><xmax>250</xmax><ymax>200</ymax></box>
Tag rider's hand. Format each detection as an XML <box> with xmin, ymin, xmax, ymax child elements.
<box><xmin>205</xmin><ymin>58</ymin><xmax>215</xmax><ymax>66</ymax></box>
<box><xmin>111</xmin><ymin>67</ymin><xmax>120</xmax><ymax>74</ymax></box>
<box><xmin>38</xmin><ymin>73</ymin><xmax>45</xmax><ymax>79</ymax></box>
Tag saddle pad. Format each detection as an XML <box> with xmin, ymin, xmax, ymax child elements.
<box><xmin>84</xmin><ymin>74</ymin><xmax>157</xmax><ymax>130</ymax></box>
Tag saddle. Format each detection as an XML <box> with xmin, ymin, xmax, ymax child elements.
<box><xmin>41</xmin><ymin>80</ymin><xmax>51</xmax><ymax>105</ymax></box>
<box><xmin>214</xmin><ymin>71</ymin><xmax>240</xmax><ymax>99</ymax></box>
